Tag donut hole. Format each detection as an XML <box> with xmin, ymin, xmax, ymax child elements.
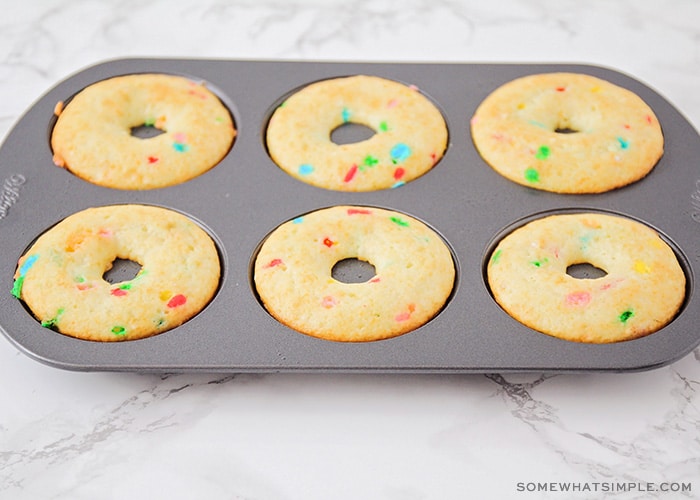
<box><xmin>566</xmin><ymin>262</ymin><xmax>608</xmax><ymax>280</ymax></box>
<box><xmin>102</xmin><ymin>258</ymin><xmax>143</xmax><ymax>284</ymax></box>
<box><xmin>130</xmin><ymin>123</ymin><xmax>166</xmax><ymax>139</ymax></box>
<box><xmin>330</xmin><ymin>122</ymin><xmax>376</xmax><ymax>145</ymax></box>
<box><xmin>331</xmin><ymin>258</ymin><xmax>377</xmax><ymax>284</ymax></box>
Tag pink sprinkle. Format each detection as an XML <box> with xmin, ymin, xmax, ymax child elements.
<box><xmin>395</xmin><ymin>303</ymin><xmax>416</xmax><ymax>322</ymax></box>
<box><xmin>344</xmin><ymin>164</ymin><xmax>358</xmax><ymax>183</ymax></box>
<box><xmin>111</xmin><ymin>288</ymin><xmax>127</xmax><ymax>297</ymax></box>
<box><xmin>173</xmin><ymin>132</ymin><xmax>187</xmax><ymax>143</ymax></box>
<box><xmin>565</xmin><ymin>291</ymin><xmax>591</xmax><ymax>307</ymax></box>
<box><xmin>387</xmin><ymin>98</ymin><xmax>399</xmax><ymax>108</ymax></box>
<box><xmin>265</xmin><ymin>258</ymin><xmax>283</xmax><ymax>268</ymax></box>
<box><xmin>77</xmin><ymin>283</ymin><xmax>93</xmax><ymax>291</ymax></box>
<box><xmin>409</xmin><ymin>84</ymin><xmax>419</xmax><ymax>91</ymax></box>
<box><xmin>167</xmin><ymin>294</ymin><xmax>187</xmax><ymax>308</ymax></box>
<box><xmin>370</xmin><ymin>277</ymin><xmax>381</xmax><ymax>283</ymax></box>
<box><xmin>394</xmin><ymin>167</ymin><xmax>405</xmax><ymax>180</ymax></box>
<box><xmin>98</xmin><ymin>228</ymin><xmax>113</xmax><ymax>238</ymax></box>
<box><xmin>321</xmin><ymin>296</ymin><xmax>337</xmax><ymax>309</ymax></box>
<box><xmin>347</xmin><ymin>208</ymin><xmax>372</xmax><ymax>215</ymax></box>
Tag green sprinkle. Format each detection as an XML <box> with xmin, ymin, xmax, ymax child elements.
<box><xmin>617</xmin><ymin>137</ymin><xmax>630</xmax><ymax>150</ymax></box>
<box><xmin>363</xmin><ymin>155</ymin><xmax>379</xmax><ymax>167</ymax></box>
<box><xmin>534</xmin><ymin>145</ymin><xmax>551</xmax><ymax>160</ymax></box>
<box><xmin>119</xmin><ymin>283</ymin><xmax>132</xmax><ymax>290</ymax></box>
<box><xmin>144</xmin><ymin>118</ymin><xmax>156</xmax><ymax>126</ymax></box>
<box><xmin>524</xmin><ymin>167</ymin><xmax>540</xmax><ymax>183</ymax></box>
<box><xmin>491</xmin><ymin>249</ymin><xmax>503</xmax><ymax>264</ymax></box>
<box><xmin>390</xmin><ymin>216</ymin><xmax>409</xmax><ymax>227</ymax></box>
<box><xmin>531</xmin><ymin>258</ymin><xmax>548</xmax><ymax>267</ymax></box>
<box><xmin>619</xmin><ymin>310</ymin><xmax>634</xmax><ymax>323</ymax></box>
<box><xmin>11</xmin><ymin>276</ymin><xmax>25</xmax><ymax>299</ymax></box>
<box><xmin>379</xmin><ymin>121</ymin><xmax>389</xmax><ymax>132</ymax></box>
<box><xmin>112</xmin><ymin>326</ymin><xmax>127</xmax><ymax>336</ymax></box>
<box><xmin>41</xmin><ymin>308</ymin><xmax>65</xmax><ymax>329</ymax></box>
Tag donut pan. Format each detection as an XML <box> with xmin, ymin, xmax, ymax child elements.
<box><xmin>0</xmin><ymin>58</ymin><xmax>698</xmax><ymax>373</ymax></box>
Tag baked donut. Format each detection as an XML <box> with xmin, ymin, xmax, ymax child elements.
<box><xmin>51</xmin><ymin>74</ymin><xmax>236</xmax><ymax>190</ymax></box>
<box><xmin>12</xmin><ymin>205</ymin><xmax>221</xmax><ymax>341</ymax></box>
<box><xmin>265</xmin><ymin>75</ymin><xmax>448</xmax><ymax>191</ymax></box>
<box><xmin>486</xmin><ymin>212</ymin><xmax>686</xmax><ymax>343</ymax></box>
<box><xmin>253</xmin><ymin>206</ymin><xmax>455</xmax><ymax>341</ymax></box>
<box><xmin>471</xmin><ymin>72</ymin><xmax>664</xmax><ymax>193</ymax></box>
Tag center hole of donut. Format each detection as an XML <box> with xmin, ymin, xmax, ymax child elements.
<box><xmin>566</xmin><ymin>263</ymin><xmax>608</xmax><ymax>280</ymax></box>
<box><xmin>331</xmin><ymin>258</ymin><xmax>377</xmax><ymax>284</ymax></box>
<box><xmin>103</xmin><ymin>258</ymin><xmax>142</xmax><ymax>284</ymax></box>
<box><xmin>130</xmin><ymin>124</ymin><xmax>166</xmax><ymax>139</ymax></box>
<box><xmin>330</xmin><ymin>123</ymin><xmax>376</xmax><ymax>145</ymax></box>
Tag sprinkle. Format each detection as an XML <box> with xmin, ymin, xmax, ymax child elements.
<box><xmin>370</xmin><ymin>277</ymin><xmax>381</xmax><ymax>283</ymax></box>
<box><xmin>293</xmin><ymin>217</ymin><xmax>304</xmax><ymax>224</ymax></box>
<box><xmin>645</xmin><ymin>115</ymin><xmax>653</xmax><ymax>124</ymax></box>
<box><xmin>387</xmin><ymin>98</ymin><xmax>399</xmax><ymax>108</ymax></box>
<box><xmin>531</xmin><ymin>258</ymin><xmax>548</xmax><ymax>267</ymax></box>
<box><xmin>556</xmin><ymin>86</ymin><xmax>566</xmax><ymax>92</ymax></box>
<box><xmin>341</xmin><ymin>107</ymin><xmax>351</xmax><ymax>123</ymax></box>
<box><xmin>321</xmin><ymin>296</ymin><xmax>337</xmax><ymax>308</ymax></box>
<box><xmin>391</xmin><ymin>181</ymin><xmax>405</xmax><ymax>189</ymax></box>
<box><xmin>160</xmin><ymin>291</ymin><xmax>172</xmax><ymax>301</ymax></box>
<box><xmin>491</xmin><ymin>249</ymin><xmax>502</xmax><ymax>264</ymax></box>
<box><xmin>173</xmin><ymin>143</ymin><xmax>189</xmax><ymax>153</ymax></box>
<box><xmin>390</xmin><ymin>143</ymin><xmax>411</xmax><ymax>164</ymax></box>
<box><xmin>617</xmin><ymin>137</ymin><xmax>630</xmax><ymax>150</ymax></box>
<box><xmin>619</xmin><ymin>310</ymin><xmax>634</xmax><ymax>323</ymax></box>
<box><xmin>395</xmin><ymin>304</ymin><xmax>416</xmax><ymax>322</ymax></box>
<box><xmin>390</xmin><ymin>216</ymin><xmax>409</xmax><ymax>227</ymax></box>
<box><xmin>534</xmin><ymin>145</ymin><xmax>551</xmax><ymax>160</ymax></box>
<box><xmin>379</xmin><ymin>121</ymin><xmax>389</xmax><ymax>132</ymax></box>
<box><xmin>111</xmin><ymin>288</ymin><xmax>128</xmax><ymax>297</ymax></box>
<box><xmin>173</xmin><ymin>133</ymin><xmax>187</xmax><ymax>142</ymax></box>
<box><xmin>347</xmin><ymin>208</ymin><xmax>372</xmax><ymax>215</ymax></box>
<box><xmin>76</xmin><ymin>283</ymin><xmax>94</xmax><ymax>291</ymax></box>
<box><xmin>363</xmin><ymin>155</ymin><xmax>379</xmax><ymax>168</ymax></box>
<box><xmin>298</xmin><ymin>164</ymin><xmax>314</xmax><ymax>176</ymax></box>
<box><xmin>41</xmin><ymin>308</ymin><xmax>65</xmax><ymax>329</ymax></box>
<box><xmin>394</xmin><ymin>167</ymin><xmax>405</xmax><ymax>180</ymax></box>
<box><xmin>167</xmin><ymin>294</ymin><xmax>187</xmax><ymax>308</ymax></box>
<box><xmin>112</xmin><ymin>326</ymin><xmax>126</xmax><ymax>336</ymax></box>
<box><xmin>344</xmin><ymin>164</ymin><xmax>358</xmax><ymax>183</ymax></box>
<box><xmin>265</xmin><ymin>258</ymin><xmax>284</xmax><ymax>268</ymax></box>
<box><xmin>633</xmin><ymin>261</ymin><xmax>651</xmax><ymax>274</ymax></box>
<box><xmin>323</xmin><ymin>237</ymin><xmax>336</xmax><ymax>247</ymax></box>
<box><xmin>147</xmin><ymin>156</ymin><xmax>159</xmax><ymax>164</ymax></box>
<box><xmin>565</xmin><ymin>291</ymin><xmax>591</xmax><ymax>307</ymax></box>
<box><xmin>524</xmin><ymin>168</ymin><xmax>540</xmax><ymax>183</ymax></box>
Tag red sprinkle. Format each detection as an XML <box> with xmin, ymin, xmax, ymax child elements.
<box><xmin>394</xmin><ymin>167</ymin><xmax>405</xmax><ymax>180</ymax></box>
<box><xmin>370</xmin><ymin>277</ymin><xmax>381</xmax><ymax>283</ymax></box>
<box><xmin>111</xmin><ymin>288</ymin><xmax>127</xmax><ymax>297</ymax></box>
<box><xmin>344</xmin><ymin>164</ymin><xmax>358</xmax><ymax>183</ymax></box>
<box><xmin>147</xmin><ymin>156</ymin><xmax>159</xmax><ymax>164</ymax></box>
<box><xmin>347</xmin><ymin>208</ymin><xmax>372</xmax><ymax>215</ymax></box>
<box><xmin>323</xmin><ymin>237</ymin><xmax>335</xmax><ymax>248</ymax></box>
<box><xmin>556</xmin><ymin>86</ymin><xmax>566</xmax><ymax>92</ymax></box>
<box><xmin>167</xmin><ymin>294</ymin><xmax>187</xmax><ymax>308</ymax></box>
<box><xmin>646</xmin><ymin>115</ymin><xmax>653</xmax><ymax>124</ymax></box>
<box><xmin>265</xmin><ymin>258</ymin><xmax>284</xmax><ymax>268</ymax></box>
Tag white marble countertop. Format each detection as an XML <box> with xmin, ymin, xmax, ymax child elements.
<box><xmin>1</xmin><ymin>1</ymin><xmax>699</xmax><ymax>499</ymax></box>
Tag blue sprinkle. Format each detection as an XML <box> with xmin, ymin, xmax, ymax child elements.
<box><xmin>19</xmin><ymin>254</ymin><xmax>39</xmax><ymax>276</ymax></box>
<box><xmin>298</xmin><ymin>164</ymin><xmax>314</xmax><ymax>176</ymax></box>
<box><xmin>617</xmin><ymin>137</ymin><xmax>630</xmax><ymax>150</ymax></box>
<box><xmin>173</xmin><ymin>142</ymin><xmax>190</xmax><ymax>153</ymax></box>
<box><xmin>528</xmin><ymin>120</ymin><xmax>548</xmax><ymax>129</ymax></box>
<box><xmin>341</xmin><ymin>107</ymin><xmax>351</xmax><ymax>123</ymax></box>
<box><xmin>390</xmin><ymin>143</ymin><xmax>411</xmax><ymax>164</ymax></box>
<box><xmin>293</xmin><ymin>217</ymin><xmax>304</xmax><ymax>224</ymax></box>
<box><xmin>391</xmin><ymin>180</ymin><xmax>406</xmax><ymax>189</ymax></box>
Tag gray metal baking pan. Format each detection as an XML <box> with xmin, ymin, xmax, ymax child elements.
<box><xmin>0</xmin><ymin>58</ymin><xmax>698</xmax><ymax>373</ymax></box>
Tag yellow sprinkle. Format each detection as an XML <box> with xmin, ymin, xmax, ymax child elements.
<box><xmin>159</xmin><ymin>291</ymin><xmax>172</xmax><ymax>301</ymax></box>
<box><xmin>517</xmin><ymin>102</ymin><xmax>526</xmax><ymax>110</ymax></box>
<box><xmin>590</xmin><ymin>86</ymin><xmax>601</xmax><ymax>93</ymax></box>
<box><xmin>634</xmin><ymin>261</ymin><xmax>651</xmax><ymax>274</ymax></box>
